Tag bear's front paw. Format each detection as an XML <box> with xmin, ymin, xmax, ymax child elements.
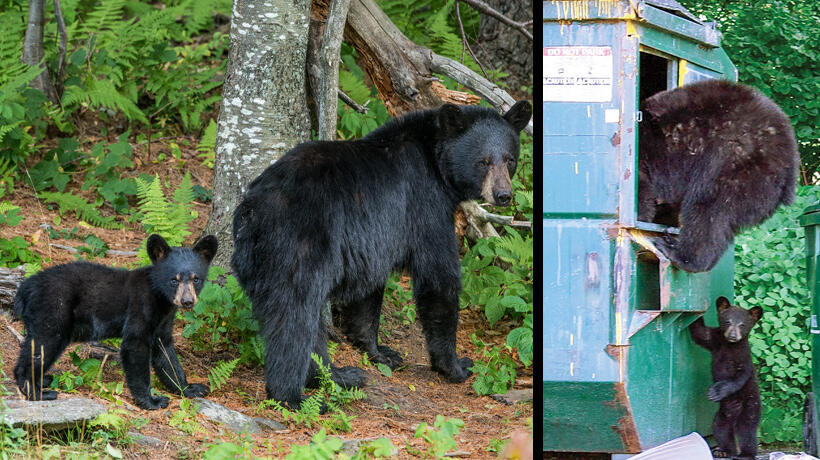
<box><xmin>707</xmin><ymin>382</ymin><xmax>732</xmax><ymax>401</ymax></box>
<box><xmin>136</xmin><ymin>394</ymin><xmax>170</xmax><ymax>410</ymax></box>
<box><xmin>434</xmin><ymin>356</ymin><xmax>474</xmax><ymax>383</ymax></box>
<box><xmin>374</xmin><ymin>345</ymin><xmax>404</xmax><ymax>370</ymax></box>
<box><xmin>183</xmin><ymin>383</ymin><xmax>209</xmax><ymax>398</ymax></box>
<box><xmin>331</xmin><ymin>365</ymin><xmax>367</xmax><ymax>388</ymax></box>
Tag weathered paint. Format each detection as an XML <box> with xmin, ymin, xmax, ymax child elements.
<box><xmin>543</xmin><ymin>0</ymin><xmax>738</xmax><ymax>453</ymax></box>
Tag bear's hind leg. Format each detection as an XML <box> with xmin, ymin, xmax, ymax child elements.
<box><xmin>15</xmin><ymin>335</ymin><xmax>65</xmax><ymax>400</ymax></box>
<box><xmin>307</xmin><ymin>313</ymin><xmax>366</xmax><ymax>390</ymax></box>
<box><xmin>712</xmin><ymin>401</ymin><xmax>741</xmax><ymax>457</ymax></box>
<box><xmin>334</xmin><ymin>287</ymin><xmax>403</xmax><ymax>369</ymax></box>
<box><xmin>659</xmin><ymin>199</ymin><xmax>734</xmax><ymax>272</ymax></box>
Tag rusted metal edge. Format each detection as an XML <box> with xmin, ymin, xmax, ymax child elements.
<box><xmin>613</xmin><ymin>382</ymin><xmax>642</xmax><ymax>452</ymax></box>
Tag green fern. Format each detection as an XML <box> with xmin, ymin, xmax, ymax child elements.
<box><xmin>135</xmin><ymin>173</ymin><xmax>196</xmax><ymax>247</ymax></box>
<box><xmin>62</xmin><ymin>79</ymin><xmax>148</xmax><ymax>124</ymax></box>
<box><xmin>37</xmin><ymin>192</ymin><xmax>122</xmax><ymax>229</ymax></box>
<box><xmin>208</xmin><ymin>358</ymin><xmax>240</xmax><ymax>392</ymax></box>
<box><xmin>196</xmin><ymin>119</ymin><xmax>217</xmax><ymax>168</ymax></box>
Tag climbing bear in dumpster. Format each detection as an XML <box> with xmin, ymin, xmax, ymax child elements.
<box><xmin>638</xmin><ymin>79</ymin><xmax>799</xmax><ymax>272</ymax></box>
<box><xmin>690</xmin><ymin>296</ymin><xmax>762</xmax><ymax>460</ymax></box>
<box><xmin>14</xmin><ymin>235</ymin><xmax>217</xmax><ymax>410</ymax></box>
<box><xmin>231</xmin><ymin>101</ymin><xmax>533</xmax><ymax>408</ymax></box>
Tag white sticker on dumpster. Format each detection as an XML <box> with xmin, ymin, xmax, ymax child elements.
<box><xmin>543</xmin><ymin>46</ymin><xmax>613</xmax><ymax>102</ymax></box>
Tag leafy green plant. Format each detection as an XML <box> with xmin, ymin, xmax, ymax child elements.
<box><xmin>412</xmin><ymin>415</ymin><xmax>464</xmax><ymax>459</ymax></box>
<box><xmin>169</xmin><ymin>398</ymin><xmax>203</xmax><ymax>435</ymax></box>
<box><xmin>0</xmin><ymin>203</ymin><xmax>41</xmax><ymax>269</ymax></box>
<box><xmin>461</xmin><ymin>232</ymin><xmax>533</xmax><ymax>366</ymax></box>
<box><xmin>258</xmin><ymin>354</ymin><xmax>366</xmax><ymax>433</ymax></box>
<box><xmin>285</xmin><ymin>429</ymin><xmax>343</xmax><ymax>460</ymax></box>
<box><xmin>469</xmin><ymin>335</ymin><xmax>517</xmax><ymax>396</ymax></box>
<box><xmin>208</xmin><ymin>358</ymin><xmax>240</xmax><ymax>392</ymax></box>
<box><xmin>182</xmin><ymin>266</ymin><xmax>264</xmax><ymax>366</ymax></box>
<box><xmin>38</xmin><ymin>192</ymin><xmax>122</xmax><ymax>229</ymax></box>
<box><xmin>735</xmin><ymin>185</ymin><xmax>820</xmax><ymax>443</ymax></box>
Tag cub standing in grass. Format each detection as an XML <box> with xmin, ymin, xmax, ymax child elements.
<box><xmin>14</xmin><ymin>234</ymin><xmax>217</xmax><ymax>410</ymax></box>
<box><xmin>689</xmin><ymin>296</ymin><xmax>762</xmax><ymax>460</ymax></box>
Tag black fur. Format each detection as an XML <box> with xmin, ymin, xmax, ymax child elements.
<box><xmin>639</xmin><ymin>79</ymin><xmax>799</xmax><ymax>272</ymax></box>
<box><xmin>14</xmin><ymin>234</ymin><xmax>218</xmax><ymax>410</ymax></box>
<box><xmin>690</xmin><ymin>297</ymin><xmax>762</xmax><ymax>460</ymax></box>
<box><xmin>232</xmin><ymin>101</ymin><xmax>532</xmax><ymax>407</ymax></box>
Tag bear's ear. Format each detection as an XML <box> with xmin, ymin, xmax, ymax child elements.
<box><xmin>193</xmin><ymin>235</ymin><xmax>218</xmax><ymax>264</ymax></box>
<box><xmin>716</xmin><ymin>296</ymin><xmax>732</xmax><ymax>313</ymax></box>
<box><xmin>504</xmin><ymin>101</ymin><xmax>532</xmax><ymax>132</ymax></box>
<box><xmin>147</xmin><ymin>234</ymin><xmax>171</xmax><ymax>264</ymax></box>
<box><xmin>749</xmin><ymin>306</ymin><xmax>763</xmax><ymax>323</ymax></box>
<box><xmin>438</xmin><ymin>104</ymin><xmax>464</xmax><ymax>137</ymax></box>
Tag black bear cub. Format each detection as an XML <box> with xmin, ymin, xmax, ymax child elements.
<box><xmin>14</xmin><ymin>234</ymin><xmax>217</xmax><ymax>410</ymax></box>
<box><xmin>689</xmin><ymin>296</ymin><xmax>762</xmax><ymax>460</ymax></box>
<box><xmin>639</xmin><ymin>79</ymin><xmax>799</xmax><ymax>272</ymax></box>
<box><xmin>232</xmin><ymin>101</ymin><xmax>532</xmax><ymax>408</ymax></box>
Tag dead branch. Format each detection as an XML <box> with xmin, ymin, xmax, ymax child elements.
<box><xmin>430</xmin><ymin>53</ymin><xmax>533</xmax><ymax>136</ymax></box>
<box><xmin>0</xmin><ymin>266</ymin><xmax>25</xmax><ymax>309</ymax></box>
<box><xmin>454</xmin><ymin>0</ymin><xmax>489</xmax><ymax>79</ymax></box>
<box><xmin>430</xmin><ymin>81</ymin><xmax>480</xmax><ymax>105</ymax></box>
<box><xmin>53</xmin><ymin>0</ymin><xmax>68</xmax><ymax>98</ymax></box>
<box><xmin>338</xmin><ymin>89</ymin><xmax>368</xmax><ymax>114</ymax></box>
<box><xmin>459</xmin><ymin>0</ymin><xmax>533</xmax><ymax>41</ymax></box>
<box><xmin>317</xmin><ymin>0</ymin><xmax>352</xmax><ymax>140</ymax></box>
<box><xmin>49</xmin><ymin>243</ymin><xmax>138</xmax><ymax>257</ymax></box>
<box><xmin>4</xmin><ymin>317</ymin><xmax>24</xmax><ymax>344</ymax></box>
<box><xmin>462</xmin><ymin>200</ymin><xmax>531</xmax><ymax>228</ymax></box>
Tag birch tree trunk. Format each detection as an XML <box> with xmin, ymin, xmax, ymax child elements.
<box><xmin>22</xmin><ymin>0</ymin><xmax>59</xmax><ymax>104</ymax></box>
<box><xmin>203</xmin><ymin>0</ymin><xmax>312</xmax><ymax>268</ymax></box>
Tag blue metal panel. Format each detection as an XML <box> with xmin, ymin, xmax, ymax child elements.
<box><xmin>543</xmin><ymin>219</ymin><xmax>618</xmax><ymax>382</ymax></box>
<box><xmin>543</xmin><ymin>22</ymin><xmax>628</xmax><ymax>215</ymax></box>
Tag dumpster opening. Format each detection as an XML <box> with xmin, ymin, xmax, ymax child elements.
<box><xmin>639</xmin><ymin>51</ymin><xmax>672</xmax><ymax>104</ymax></box>
<box><xmin>635</xmin><ymin>245</ymin><xmax>661</xmax><ymax>310</ymax></box>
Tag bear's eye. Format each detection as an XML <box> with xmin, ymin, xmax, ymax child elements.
<box><xmin>194</xmin><ymin>277</ymin><xmax>202</xmax><ymax>285</ymax></box>
<box><xmin>505</xmin><ymin>157</ymin><xmax>515</xmax><ymax>165</ymax></box>
<box><xmin>478</xmin><ymin>159</ymin><xmax>490</xmax><ymax>167</ymax></box>
<box><xmin>170</xmin><ymin>279</ymin><xmax>179</xmax><ymax>286</ymax></box>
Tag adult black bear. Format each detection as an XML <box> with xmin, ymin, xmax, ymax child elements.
<box><xmin>639</xmin><ymin>79</ymin><xmax>798</xmax><ymax>272</ymax></box>
<box><xmin>232</xmin><ymin>101</ymin><xmax>532</xmax><ymax>407</ymax></box>
<box><xmin>14</xmin><ymin>234</ymin><xmax>217</xmax><ymax>410</ymax></box>
<box><xmin>690</xmin><ymin>297</ymin><xmax>762</xmax><ymax>460</ymax></box>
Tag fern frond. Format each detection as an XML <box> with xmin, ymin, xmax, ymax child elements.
<box><xmin>135</xmin><ymin>175</ymin><xmax>196</xmax><ymax>246</ymax></box>
<box><xmin>62</xmin><ymin>79</ymin><xmax>147</xmax><ymax>124</ymax></box>
<box><xmin>37</xmin><ymin>192</ymin><xmax>122</xmax><ymax>229</ymax></box>
<box><xmin>208</xmin><ymin>358</ymin><xmax>240</xmax><ymax>392</ymax></box>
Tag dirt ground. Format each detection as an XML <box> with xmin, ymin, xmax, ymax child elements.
<box><xmin>0</xmin><ymin>137</ymin><xmax>533</xmax><ymax>458</ymax></box>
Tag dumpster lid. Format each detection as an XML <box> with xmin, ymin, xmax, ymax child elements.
<box><xmin>644</xmin><ymin>0</ymin><xmax>702</xmax><ymax>23</ymax></box>
<box><xmin>799</xmin><ymin>203</ymin><xmax>820</xmax><ymax>227</ymax></box>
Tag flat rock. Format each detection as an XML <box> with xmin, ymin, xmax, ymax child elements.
<box><xmin>490</xmin><ymin>389</ymin><xmax>533</xmax><ymax>405</ymax></box>
<box><xmin>253</xmin><ymin>417</ymin><xmax>286</xmax><ymax>432</ymax></box>
<box><xmin>2</xmin><ymin>398</ymin><xmax>107</xmax><ymax>431</ymax></box>
<box><xmin>193</xmin><ymin>398</ymin><xmax>260</xmax><ymax>434</ymax></box>
<box><xmin>128</xmin><ymin>432</ymin><xmax>163</xmax><ymax>448</ymax></box>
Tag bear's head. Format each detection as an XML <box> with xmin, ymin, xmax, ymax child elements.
<box><xmin>147</xmin><ymin>234</ymin><xmax>218</xmax><ymax>308</ymax></box>
<box><xmin>716</xmin><ymin>296</ymin><xmax>763</xmax><ymax>343</ymax></box>
<box><xmin>437</xmin><ymin>101</ymin><xmax>531</xmax><ymax>207</ymax></box>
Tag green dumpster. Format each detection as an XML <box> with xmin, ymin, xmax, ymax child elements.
<box><xmin>543</xmin><ymin>0</ymin><xmax>738</xmax><ymax>454</ymax></box>
<box><xmin>800</xmin><ymin>204</ymin><xmax>820</xmax><ymax>455</ymax></box>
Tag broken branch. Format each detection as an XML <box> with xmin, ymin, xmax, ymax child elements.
<box><xmin>459</xmin><ymin>0</ymin><xmax>533</xmax><ymax>41</ymax></box>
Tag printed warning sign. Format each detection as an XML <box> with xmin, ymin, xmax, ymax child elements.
<box><xmin>543</xmin><ymin>46</ymin><xmax>613</xmax><ymax>102</ymax></box>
